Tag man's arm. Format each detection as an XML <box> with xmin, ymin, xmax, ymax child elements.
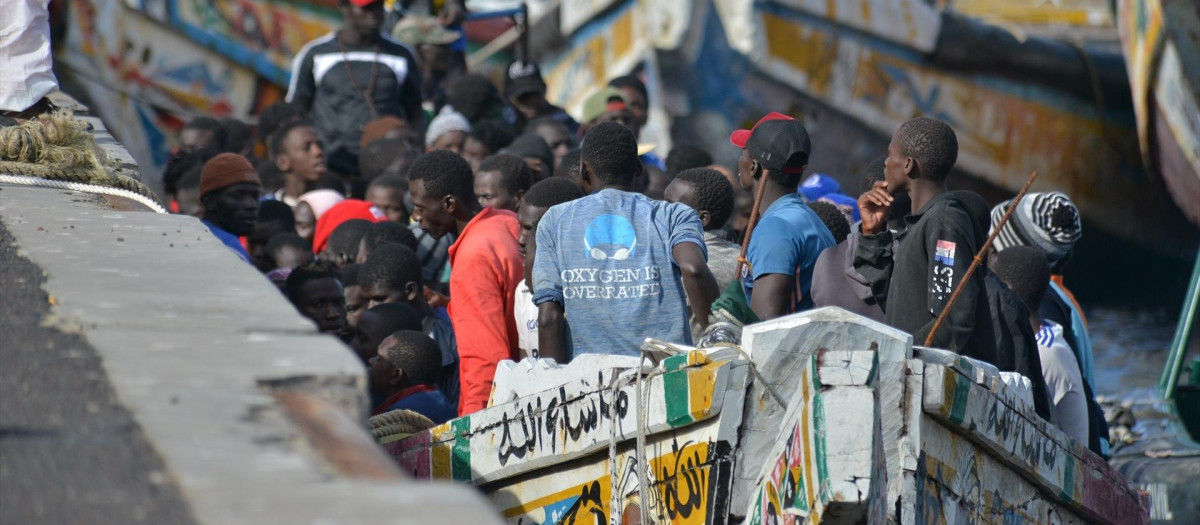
<box><xmin>912</xmin><ymin>208</ymin><xmax>981</xmax><ymax>352</ymax></box>
<box><xmin>673</xmin><ymin>242</ymin><xmax>719</xmax><ymax>330</ymax></box>
<box><xmin>452</xmin><ymin>256</ymin><xmax>515</xmax><ymax>415</ymax></box>
<box><xmin>749</xmin><ymin>274</ymin><xmax>794</xmax><ymax>321</ymax></box>
<box><xmin>285</xmin><ymin>45</ymin><xmax>316</xmax><ymax>110</ymax></box>
<box><xmin>853</xmin><ymin>182</ymin><xmax>897</xmax><ymax>308</ymax></box>
<box><xmin>537</xmin><ymin>302</ymin><xmax>568</xmax><ymax>362</ymax></box>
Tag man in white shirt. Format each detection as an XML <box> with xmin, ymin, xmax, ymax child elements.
<box><xmin>992</xmin><ymin>246</ymin><xmax>1088</xmax><ymax>443</ymax></box>
<box><xmin>514</xmin><ymin>178</ymin><xmax>585</xmax><ymax>359</ymax></box>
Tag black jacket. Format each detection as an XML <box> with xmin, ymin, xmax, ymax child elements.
<box><xmin>854</xmin><ymin>192</ymin><xmax>998</xmax><ymax>363</ymax></box>
<box><xmin>985</xmin><ymin>271</ymin><xmax>1053</xmax><ymax>420</ymax></box>
<box><xmin>287</xmin><ymin>33</ymin><xmax>424</xmax><ymax>174</ymax></box>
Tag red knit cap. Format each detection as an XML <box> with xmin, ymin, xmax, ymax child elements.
<box><xmin>199</xmin><ymin>153</ymin><xmax>261</xmax><ymax>197</ymax></box>
<box><xmin>312</xmin><ymin>199</ymin><xmax>387</xmax><ymax>254</ymax></box>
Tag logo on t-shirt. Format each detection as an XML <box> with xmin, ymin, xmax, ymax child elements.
<box><xmin>584</xmin><ymin>214</ymin><xmax>637</xmax><ymax>261</ymax></box>
<box><xmin>935</xmin><ymin>240</ymin><xmax>956</xmax><ymax>265</ymax></box>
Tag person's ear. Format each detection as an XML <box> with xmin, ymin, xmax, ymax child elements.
<box><xmin>698</xmin><ymin>210</ymin><xmax>712</xmax><ymax>229</ymax></box>
<box><xmin>442</xmin><ymin>194</ymin><xmax>456</xmax><ymax>215</ymax></box>
<box><xmin>405</xmin><ymin>282</ymin><xmax>421</xmax><ymax>302</ymax></box>
<box><xmin>513</xmin><ymin>189</ymin><xmax>525</xmax><ymax>208</ymax></box>
<box><xmin>752</xmin><ymin>161</ymin><xmax>763</xmax><ymax>180</ymax></box>
<box><xmin>274</xmin><ymin>152</ymin><xmax>291</xmax><ymax>173</ymax></box>
<box><xmin>903</xmin><ymin>156</ymin><xmax>917</xmax><ymax>180</ymax></box>
<box><xmin>391</xmin><ymin>367</ymin><xmax>405</xmax><ymax>386</ymax></box>
<box><xmin>580</xmin><ymin>159</ymin><xmax>594</xmax><ymax>192</ymax></box>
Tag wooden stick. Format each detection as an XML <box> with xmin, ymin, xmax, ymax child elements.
<box><xmin>924</xmin><ymin>171</ymin><xmax>1039</xmax><ymax>347</ymax></box>
<box><xmin>734</xmin><ymin>167</ymin><xmax>771</xmax><ymax>280</ymax></box>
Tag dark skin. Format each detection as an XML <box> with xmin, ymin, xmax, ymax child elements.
<box><xmin>537</xmin><ymin>158</ymin><xmax>719</xmax><ymax>361</ymax></box>
<box><xmin>295</xmin><ymin>277</ymin><xmax>347</xmax><ymax>335</ymax></box>
<box><xmin>201</xmin><ymin>183</ymin><xmax>261</xmax><ymax>237</ymax></box>
<box><xmin>180</xmin><ymin>128</ymin><xmax>218</xmax><ymax>155</ymax></box>
<box><xmin>409</xmin><ymin>178</ymin><xmax>480</xmax><ymax>240</ymax></box>
<box><xmin>461</xmin><ymin>137</ymin><xmax>491</xmax><ymax>172</ymax></box>
<box><xmin>368</xmin><ymin>336</ymin><xmax>412</xmax><ymax>400</ymax></box>
<box><xmin>612</xmin><ymin>85</ymin><xmax>646</xmax><ymax>138</ymax></box>
<box><xmin>517</xmin><ymin>203</ymin><xmax>548</xmax><ymax>286</ymax></box>
<box><xmin>338</xmin><ymin>0</ymin><xmax>384</xmax><ymax>46</ymax></box>
<box><xmin>663</xmin><ymin>179</ymin><xmax>714</xmax><ymax>230</ymax></box>
<box><xmin>345</xmin><ymin>284</ymin><xmax>365</xmax><ymax>330</ymax></box>
<box><xmin>531</xmin><ymin>122</ymin><xmax>572</xmax><ymax>169</ymax></box>
<box><xmin>274</xmin><ymin>126</ymin><xmax>326</xmax><ymax>201</ymax></box>
<box><xmin>858</xmin><ymin>134</ymin><xmax>946</xmax><ymax>236</ymax></box>
<box><xmin>475</xmin><ymin>170</ymin><xmax>522</xmax><ymax>213</ymax></box>
<box><xmin>736</xmin><ymin>149</ymin><xmax>808</xmax><ymax>321</ymax></box>
<box><xmin>339</xmin><ymin>0</ymin><xmax>425</xmax><ymax>130</ymax></box>
<box><xmin>366</xmin><ymin>185</ymin><xmax>408</xmax><ymax>223</ymax></box>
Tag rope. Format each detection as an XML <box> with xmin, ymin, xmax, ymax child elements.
<box><xmin>0</xmin><ymin>111</ymin><xmax>161</xmax><ymax>203</ymax></box>
<box><xmin>924</xmin><ymin>171</ymin><xmax>1038</xmax><ymax>346</ymax></box>
<box><xmin>0</xmin><ymin>174</ymin><xmax>166</xmax><ymax>213</ymax></box>
<box><xmin>368</xmin><ymin>409</ymin><xmax>435</xmax><ymax>441</ymax></box>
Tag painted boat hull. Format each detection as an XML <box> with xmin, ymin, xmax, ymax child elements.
<box><xmin>381</xmin><ymin>308</ymin><xmax>1150</xmax><ymax>524</ymax></box>
<box><xmin>1117</xmin><ymin>0</ymin><xmax>1200</xmax><ymax>227</ymax></box>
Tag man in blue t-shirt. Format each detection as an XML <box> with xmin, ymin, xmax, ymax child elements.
<box><xmin>532</xmin><ymin>123</ymin><xmax>719</xmax><ymax>359</ymax></box>
<box><xmin>732</xmin><ymin>113</ymin><xmax>835</xmax><ymax>320</ymax></box>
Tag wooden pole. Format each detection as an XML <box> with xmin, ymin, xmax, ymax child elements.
<box><xmin>734</xmin><ymin>167</ymin><xmax>771</xmax><ymax>281</ymax></box>
<box><xmin>924</xmin><ymin>171</ymin><xmax>1039</xmax><ymax>347</ymax></box>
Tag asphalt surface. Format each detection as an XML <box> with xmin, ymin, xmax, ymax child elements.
<box><xmin>0</xmin><ymin>220</ymin><xmax>196</xmax><ymax>524</ymax></box>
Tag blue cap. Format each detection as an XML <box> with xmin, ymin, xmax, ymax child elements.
<box><xmin>798</xmin><ymin>174</ymin><xmax>841</xmax><ymax>202</ymax></box>
<box><xmin>817</xmin><ymin>193</ymin><xmax>861</xmax><ymax>223</ymax></box>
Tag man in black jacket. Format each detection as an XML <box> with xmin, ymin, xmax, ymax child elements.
<box><xmin>287</xmin><ymin>0</ymin><xmax>425</xmax><ymax>176</ymax></box>
<box><xmin>855</xmin><ymin>117</ymin><xmax>997</xmax><ymax>363</ymax></box>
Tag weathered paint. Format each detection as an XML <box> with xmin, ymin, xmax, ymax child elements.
<box><xmin>1116</xmin><ymin>0</ymin><xmax>1200</xmax><ymax>225</ymax></box>
<box><xmin>923</xmin><ymin>363</ymin><xmax>1151</xmax><ymax>525</ymax></box>
<box><xmin>740</xmin><ymin>4</ymin><xmax>1190</xmax><ymax>248</ymax></box>
<box><xmin>949</xmin><ymin>0</ymin><xmax>1114</xmax><ymax>26</ymax></box>
<box><xmin>735</xmin><ymin>307</ymin><xmax>912</xmax><ymax>520</ymax></box>
<box><xmin>56</xmin><ymin>0</ymin><xmax>278</xmax><ymax>189</ymax></box>
<box><xmin>391</xmin><ymin>350</ymin><xmax>740</xmax><ymax>486</ymax></box>
<box><xmin>771</xmin><ymin>0</ymin><xmax>941</xmax><ymax>53</ymax></box>
<box><xmin>382</xmin><ymin>308</ymin><xmax>1149</xmax><ymax>524</ymax></box>
<box><xmin>744</xmin><ymin>349</ymin><xmax>882</xmax><ymax>524</ymax></box>
<box><xmin>167</xmin><ymin>0</ymin><xmax>340</xmax><ymax>86</ymax></box>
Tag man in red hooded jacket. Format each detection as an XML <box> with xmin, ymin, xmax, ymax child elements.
<box><xmin>408</xmin><ymin>151</ymin><xmax>523</xmax><ymax>415</ymax></box>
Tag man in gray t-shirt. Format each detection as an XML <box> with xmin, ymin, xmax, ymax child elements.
<box><xmin>532</xmin><ymin>123</ymin><xmax>719</xmax><ymax>359</ymax></box>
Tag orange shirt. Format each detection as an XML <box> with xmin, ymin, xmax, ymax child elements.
<box><xmin>447</xmin><ymin>207</ymin><xmax>523</xmax><ymax>415</ymax></box>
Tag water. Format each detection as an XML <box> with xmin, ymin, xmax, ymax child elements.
<box><xmin>1087</xmin><ymin>306</ymin><xmax>1178</xmax><ymax>395</ymax></box>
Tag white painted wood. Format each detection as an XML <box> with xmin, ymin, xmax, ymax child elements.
<box><xmin>734</xmin><ymin>307</ymin><xmax>912</xmax><ymax>519</ymax></box>
<box><xmin>922</xmin><ymin>363</ymin><xmax>1150</xmax><ymax>524</ymax></box>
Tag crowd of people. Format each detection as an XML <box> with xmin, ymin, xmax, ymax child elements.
<box><xmin>164</xmin><ymin>0</ymin><xmax>1107</xmax><ymax>455</ymax></box>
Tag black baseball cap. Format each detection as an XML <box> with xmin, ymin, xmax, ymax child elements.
<box><xmin>745</xmin><ymin>118</ymin><xmax>811</xmax><ymax>171</ymax></box>
<box><xmin>505</xmin><ymin>60</ymin><xmax>546</xmax><ymax>99</ymax></box>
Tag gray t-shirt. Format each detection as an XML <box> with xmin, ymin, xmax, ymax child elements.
<box><xmin>1037</xmin><ymin>320</ymin><xmax>1089</xmax><ymax>443</ymax></box>
<box><xmin>532</xmin><ymin>189</ymin><xmax>706</xmax><ymax>357</ymax></box>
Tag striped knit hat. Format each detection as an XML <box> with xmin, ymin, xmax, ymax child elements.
<box><xmin>989</xmin><ymin>191</ymin><xmax>1081</xmax><ymax>264</ymax></box>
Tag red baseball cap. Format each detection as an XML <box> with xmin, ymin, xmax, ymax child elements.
<box><xmin>348</xmin><ymin>0</ymin><xmax>381</xmax><ymax>6</ymax></box>
<box><xmin>729</xmin><ymin>112</ymin><xmax>795</xmax><ymax>148</ymax></box>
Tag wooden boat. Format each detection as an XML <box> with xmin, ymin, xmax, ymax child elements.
<box><xmin>534</xmin><ymin>0</ymin><xmax>1196</xmax><ymax>252</ymax></box>
<box><xmin>381</xmin><ymin>308</ymin><xmax>1150</xmax><ymax>523</ymax></box>
<box><xmin>1115</xmin><ymin>0</ymin><xmax>1200</xmax><ymax>227</ymax></box>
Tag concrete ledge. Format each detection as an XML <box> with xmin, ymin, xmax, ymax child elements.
<box><xmin>0</xmin><ymin>185</ymin><xmax>500</xmax><ymax>523</ymax></box>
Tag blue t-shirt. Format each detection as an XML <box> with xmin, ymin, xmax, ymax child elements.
<box><xmin>384</xmin><ymin>388</ymin><xmax>457</xmax><ymax>425</ymax></box>
<box><xmin>741</xmin><ymin>193</ymin><xmax>835</xmax><ymax>312</ymax></box>
<box><xmin>532</xmin><ymin>189</ymin><xmax>706</xmax><ymax>357</ymax></box>
<box><xmin>201</xmin><ymin>219</ymin><xmax>251</xmax><ymax>264</ymax></box>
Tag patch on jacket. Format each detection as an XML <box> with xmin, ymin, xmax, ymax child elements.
<box><xmin>935</xmin><ymin>240</ymin><xmax>956</xmax><ymax>265</ymax></box>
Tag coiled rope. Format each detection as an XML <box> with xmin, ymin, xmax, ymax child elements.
<box><xmin>0</xmin><ymin>111</ymin><xmax>163</xmax><ymax>208</ymax></box>
<box><xmin>369</xmin><ymin>409</ymin><xmax>435</xmax><ymax>443</ymax></box>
